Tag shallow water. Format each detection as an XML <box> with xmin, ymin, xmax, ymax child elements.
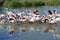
<box><xmin>0</xmin><ymin>6</ymin><xmax>60</xmax><ymax>40</ymax></box>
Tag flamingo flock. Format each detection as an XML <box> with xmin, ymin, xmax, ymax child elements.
<box><xmin>0</xmin><ymin>8</ymin><xmax>60</xmax><ymax>24</ymax></box>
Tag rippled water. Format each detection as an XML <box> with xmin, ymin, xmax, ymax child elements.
<box><xmin>0</xmin><ymin>6</ymin><xmax>60</xmax><ymax>40</ymax></box>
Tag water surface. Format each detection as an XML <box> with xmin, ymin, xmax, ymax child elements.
<box><xmin>0</xmin><ymin>6</ymin><xmax>60</xmax><ymax>40</ymax></box>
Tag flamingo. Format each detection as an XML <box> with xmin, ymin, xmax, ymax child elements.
<box><xmin>0</xmin><ymin>14</ymin><xmax>5</xmax><ymax>24</ymax></box>
<box><xmin>28</xmin><ymin>10</ymin><xmax>41</xmax><ymax>23</ymax></box>
<box><xmin>53</xmin><ymin>9</ymin><xmax>60</xmax><ymax>22</ymax></box>
<box><xmin>42</xmin><ymin>16</ymin><xmax>49</xmax><ymax>22</ymax></box>
<box><xmin>17</xmin><ymin>11</ymin><xmax>28</xmax><ymax>22</ymax></box>
<box><xmin>33</xmin><ymin>10</ymin><xmax>41</xmax><ymax>21</ymax></box>
<box><xmin>28</xmin><ymin>12</ymin><xmax>36</xmax><ymax>23</ymax></box>
<box><xmin>48</xmin><ymin>9</ymin><xmax>60</xmax><ymax>23</ymax></box>
<box><xmin>7</xmin><ymin>12</ymin><xmax>16</xmax><ymax>23</ymax></box>
<box><xmin>44</xmin><ymin>10</ymin><xmax>57</xmax><ymax>23</ymax></box>
<box><xmin>54</xmin><ymin>16</ymin><xmax>60</xmax><ymax>22</ymax></box>
<box><xmin>28</xmin><ymin>16</ymin><xmax>36</xmax><ymax>23</ymax></box>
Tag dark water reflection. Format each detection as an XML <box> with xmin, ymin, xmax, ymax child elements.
<box><xmin>0</xmin><ymin>22</ymin><xmax>60</xmax><ymax>40</ymax></box>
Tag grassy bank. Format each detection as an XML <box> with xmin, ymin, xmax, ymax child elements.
<box><xmin>3</xmin><ymin>1</ymin><xmax>45</xmax><ymax>8</ymax></box>
<box><xmin>0</xmin><ymin>0</ymin><xmax>60</xmax><ymax>8</ymax></box>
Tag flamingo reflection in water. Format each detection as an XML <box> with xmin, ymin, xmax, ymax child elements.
<box><xmin>0</xmin><ymin>24</ymin><xmax>5</xmax><ymax>29</ymax></box>
<box><xmin>7</xmin><ymin>22</ymin><xmax>18</xmax><ymax>36</ymax></box>
<box><xmin>53</xmin><ymin>33</ymin><xmax>60</xmax><ymax>39</ymax></box>
<box><xmin>19</xmin><ymin>22</ymin><xmax>40</xmax><ymax>36</ymax></box>
<box><xmin>42</xmin><ymin>23</ymin><xmax>56</xmax><ymax>33</ymax></box>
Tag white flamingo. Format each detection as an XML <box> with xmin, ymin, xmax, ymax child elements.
<box><xmin>28</xmin><ymin>10</ymin><xmax>40</xmax><ymax>22</ymax></box>
<box><xmin>7</xmin><ymin>12</ymin><xmax>16</xmax><ymax>23</ymax></box>
<box><xmin>44</xmin><ymin>10</ymin><xmax>57</xmax><ymax>23</ymax></box>
<box><xmin>28</xmin><ymin>16</ymin><xmax>36</xmax><ymax>22</ymax></box>
<box><xmin>54</xmin><ymin>9</ymin><xmax>60</xmax><ymax>22</ymax></box>
<box><xmin>0</xmin><ymin>14</ymin><xmax>5</xmax><ymax>24</ymax></box>
<box><xmin>49</xmin><ymin>9</ymin><xmax>60</xmax><ymax>23</ymax></box>
<box><xmin>32</xmin><ymin>10</ymin><xmax>41</xmax><ymax>21</ymax></box>
<box><xmin>17</xmin><ymin>12</ymin><xmax>28</xmax><ymax>22</ymax></box>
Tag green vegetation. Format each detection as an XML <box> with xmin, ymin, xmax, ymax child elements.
<box><xmin>0</xmin><ymin>0</ymin><xmax>60</xmax><ymax>8</ymax></box>
<box><xmin>3</xmin><ymin>0</ymin><xmax>45</xmax><ymax>8</ymax></box>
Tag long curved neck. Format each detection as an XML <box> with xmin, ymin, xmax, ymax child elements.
<box><xmin>20</xmin><ymin>13</ymin><xmax>24</xmax><ymax>18</ymax></box>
